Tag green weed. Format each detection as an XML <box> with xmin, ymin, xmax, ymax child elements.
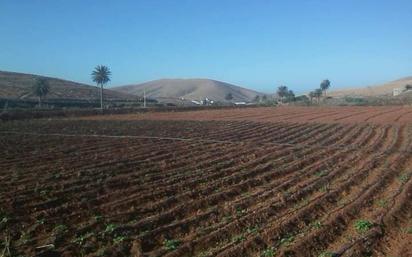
<box><xmin>94</xmin><ymin>214</ymin><xmax>103</xmax><ymax>222</ymax></box>
<box><xmin>164</xmin><ymin>239</ymin><xmax>181</xmax><ymax>251</ymax></box>
<box><xmin>104</xmin><ymin>223</ymin><xmax>118</xmax><ymax>234</ymax></box>
<box><xmin>246</xmin><ymin>226</ymin><xmax>259</xmax><ymax>234</ymax></box>
<box><xmin>138</xmin><ymin>230</ymin><xmax>149</xmax><ymax>237</ymax></box>
<box><xmin>354</xmin><ymin>220</ymin><xmax>373</xmax><ymax>233</ymax></box>
<box><xmin>231</xmin><ymin>234</ymin><xmax>246</xmax><ymax>244</ymax></box>
<box><xmin>52</xmin><ymin>224</ymin><xmax>68</xmax><ymax>235</ymax></box>
<box><xmin>261</xmin><ymin>246</ymin><xmax>276</xmax><ymax>257</ymax></box>
<box><xmin>0</xmin><ymin>216</ymin><xmax>9</xmax><ymax>227</ymax></box>
<box><xmin>113</xmin><ymin>236</ymin><xmax>126</xmax><ymax>245</ymax></box>
<box><xmin>72</xmin><ymin>232</ymin><xmax>94</xmax><ymax>245</ymax></box>
<box><xmin>236</xmin><ymin>207</ymin><xmax>246</xmax><ymax>217</ymax></box>
<box><xmin>197</xmin><ymin>250</ymin><xmax>213</xmax><ymax>257</ymax></box>
<box><xmin>279</xmin><ymin>234</ymin><xmax>295</xmax><ymax>246</ymax></box>
<box><xmin>315</xmin><ymin>171</ymin><xmax>327</xmax><ymax>177</ymax></box>
<box><xmin>318</xmin><ymin>252</ymin><xmax>334</xmax><ymax>257</ymax></box>
<box><xmin>17</xmin><ymin>231</ymin><xmax>31</xmax><ymax>245</ymax></box>
<box><xmin>398</xmin><ymin>174</ymin><xmax>409</xmax><ymax>183</ymax></box>
<box><xmin>319</xmin><ymin>184</ymin><xmax>330</xmax><ymax>193</ymax></box>
<box><xmin>36</xmin><ymin>218</ymin><xmax>45</xmax><ymax>225</ymax></box>
<box><xmin>311</xmin><ymin>220</ymin><xmax>322</xmax><ymax>229</ymax></box>
<box><xmin>375</xmin><ymin>199</ymin><xmax>387</xmax><ymax>208</ymax></box>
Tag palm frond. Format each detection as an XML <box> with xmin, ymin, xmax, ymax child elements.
<box><xmin>91</xmin><ymin>65</ymin><xmax>111</xmax><ymax>86</ymax></box>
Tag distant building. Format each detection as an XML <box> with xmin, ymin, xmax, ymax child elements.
<box><xmin>393</xmin><ymin>88</ymin><xmax>401</xmax><ymax>96</ymax></box>
<box><xmin>191</xmin><ymin>100</ymin><xmax>202</xmax><ymax>105</ymax></box>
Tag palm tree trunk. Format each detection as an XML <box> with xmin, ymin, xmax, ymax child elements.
<box><xmin>100</xmin><ymin>83</ymin><xmax>103</xmax><ymax>110</ymax></box>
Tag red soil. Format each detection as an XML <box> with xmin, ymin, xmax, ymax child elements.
<box><xmin>0</xmin><ymin>107</ymin><xmax>411</xmax><ymax>257</ymax></box>
<box><xmin>79</xmin><ymin>106</ymin><xmax>412</xmax><ymax>124</ymax></box>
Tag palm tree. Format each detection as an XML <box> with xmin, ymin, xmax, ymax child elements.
<box><xmin>320</xmin><ymin>79</ymin><xmax>331</xmax><ymax>96</ymax></box>
<box><xmin>314</xmin><ymin>88</ymin><xmax>323</xmax><ymax>103</ymax></box>
<box><xmin>91</xmin><ymin>65</ymin><xmax>111</xmax><ymax>109</ymax></box>
<box><xmin>286</xmin><ymin>90</ymin><xmax>295</xmax><ymax>102</ymax></box>
<box><xmin>277</xmin><ymin>85</ymin><xmax>288</xmax><ymax>103</ymax></box>
<box><xmin>309</xmin><ymin>91</ymin><xmax>316</xmax><ymax>103</ymax></box>
<box><xmin>32</xmin><ymin>78</ymin><xmax>50</xmax><ymax>108</ymax></box>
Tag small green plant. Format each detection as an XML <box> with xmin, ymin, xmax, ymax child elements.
<box><xmin>375</xmin><ymin>199</ymin><xmax>387</xmax><ymax>208</ymax></box>
<box><xmin>236</xmin><ymin>207</ymin><xmax>246</xmax><ymax>217</ymax></box>
<box><xmin>311</xmin><ymin>220</ymin><xmax>322</xmax><ymax>229</ymax></box>
<box><xmin>315</xmin><ymin>171</ymin><xmax>327</xmax><ymax>177</ymax></box>
<box><xmin>261</xmin><ymin>246</ymin><xmax>276</xmax><ymax>257</ymax></box>
<box><xmin>104</xmin><ymin>223</ymin><xmax>117</xmax><ymax>234</ymax></box>
<box><xmin>39</xmin><ymin>189</ymin><xmax>50</xmax><ymax>197</ymax></box>
<box><xmin>36</xmin><ymin>218</ymin><xmax>45</xmax><ymax>225</ymax></box>
<box><xmin>232</xmin><ymin>234</ymin><xmax>246</xmax><ymax>244</ymax></box>
<box><xmin>164</xmin><ymin>239</ymin><xmax>181</xmax><ymax>251</ymax></box>
<box><xmin>113</xmin><ymin>236</ymin><xmax>126</xmax><ymax>245</ymax></box>
<box><xmin>279</xmin><ymin>234</ymin><xmax>295</xmax><ymax>246</ymax></box>
<box><xmin>0</xmin><ymin>209</ymin><xmax>7</xmax><ymax>218</ymax></box>
<box><xmin>72</xmin><ymin>232</ymin><xmax>94</xmax><ymax>245</ymax></box>
<box><xmin>407</xmin><ymin>227</ymin><xmax>412</xmax><ymax>234</ymax></box>
<box><xmin>242</xmin><ymin>191</ymin><xmax>251</xmax><ymax>197</ymax></box>
<box><xmin>398</xmin><ymin>174</ymin><xmax>409</xmax><ymax>183</ymax></box>
<box><xmin>354</xmin><ymin>220</ymin><xmax>373</xmax><ymax>233</ymax></box>
<box><xmin>17</xmin><ymin>231</ymin><xmax>31</xmax><ymax>245</ymax></box>
<box><xmin>94</xmin><ymin>214</ymin><xmax>103</xmax><ymax>222</ymax></box>
<box><xmin>138</xmin><ymin>229</ymin><xmax>149</xmax><ymax>237</ymax></box>
<box><xmin>1</xmin><ymin>234</ymin><xmax>12</xmax><ymax>257</ymax></box>
<box><xmin>197</xmin><ymin>250</ymin><xmax>213</xmax><ymax>257</ymax></box>
<box><xmin>246</xmin><ymin>226</ymin><xmax>259</xmax><ymax>234</ymax></box>
<box><xmin>293</xmin><ymin>198</ymin><xmax>309</xmax><ymax>210</ymax></box>
<box><xmin>0</xmin><ymin>216</ymin><xmax>9</xmax><ymax>226</ymax></box>
<box><xmin>319</xmin><ymin>184</ymin><xmax>329</xmax><ymax>193</ymax></box>
<box><xmin>318</xmin><ymin>251</ymin><xmax>334</xmax><ymax>257</ymax></box>
<box><xmin>53</xmin><ymin>224</ymin><xmax>68</xmax><ymax>235</ymax></box>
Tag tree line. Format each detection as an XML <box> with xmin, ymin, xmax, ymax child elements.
<box><xmin>308</xmin><ymin>79</ymin><xmax>331</xmax><ymax>103</ymax></box>
<box><xmin>248</xmin><ymin>79</ymin><xmax>332</xmax><ymax>105</ymax></box>
<box><xmin>32</xmin><ymin>65</ymin><xmax>111</xmax><ymax>109</ymax></box>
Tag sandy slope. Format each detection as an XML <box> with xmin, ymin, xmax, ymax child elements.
<box><xmin>330</xmin><ymin>76</ymin><xmax>412</xmax><ymax>97</ymax></box>
<box><xmin>0</xmin><ymin>70</ymin><xmax>135</xmax><ymax>100</ymax></box>
<box><xmin>113</xmin><ymin>78</ymin><xmax>265</xmax><ymax>102</ymax></box>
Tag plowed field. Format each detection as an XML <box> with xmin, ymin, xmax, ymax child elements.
<box><xmin>1</xmin><ymin>106</ymin><xmax>411</xmax><ymax>257</ymax></box>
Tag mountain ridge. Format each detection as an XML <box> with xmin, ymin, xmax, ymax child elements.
<box><xmin>0</xmin><ymin>70</ymin><xmax>135</xmax><ymax>101</ymax></box>
<box><xmin>113</xmin><ymin>78</ymin><xmax>265</xmax><ymax>102</ymax></box>
<box><xmin>329</xmin><ymin>76</ymin><xmax>412</xmax><ymax>97</ymax></box>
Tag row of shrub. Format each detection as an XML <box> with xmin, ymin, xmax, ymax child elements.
<box><xmin>0</xmin><ymin>105</ymin><xmax>258</xmax><ymax>122</ymax></box>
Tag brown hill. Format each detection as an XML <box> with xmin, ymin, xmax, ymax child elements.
<box><xmin>330</xmin><ymin>76</ymin><xmax>412</xmax><ymax>97</ymax></box>
<box><xmin>0</xmin><ymin>70</ymin><xmax>135</xmax><ymax>101</ymax></box>
<box><xmin>113</xmin><ymin>78</ymin><xmax>265</xmax><ymax>102</ymax></box>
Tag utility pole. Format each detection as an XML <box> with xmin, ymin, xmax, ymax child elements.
<box><xmin>143</xmin><ymin>88</ymin><xmax>146</xmax><ymax>108</ymax></box>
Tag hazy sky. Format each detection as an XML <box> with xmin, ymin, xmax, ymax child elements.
<box><xmin>1</xmin><ymin>0</ymin><xmax>411</xmax><ymax>93</ymax></box>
